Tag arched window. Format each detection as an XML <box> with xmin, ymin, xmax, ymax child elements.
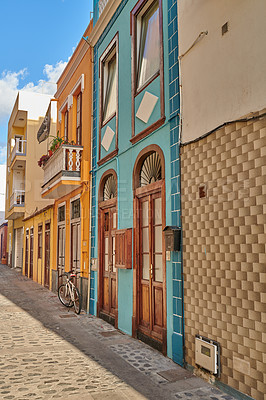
<box><xmin>132</xmin><ymin>145</ymin><xmax>165</xmax><ymax>192</ymax></box>
<box><xmin>140</xmin><ymin>151</ymin><xmax>162</xmax><ymax>187</ymax></box>
<box><xmin>99</xmin><ymin>169</ymin><xmax>118</xmax><ymax>203</ymax></box>
<box><xmin>103</xmin><ymin>174</ymin><xmax>117</xmax><ymax>200</ymax></box>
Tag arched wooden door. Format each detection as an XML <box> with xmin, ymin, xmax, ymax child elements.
<box><xmin>133</xmin><ymin>148</ymin><xmax>166</xmax><ymax>353</ymax></box>
<box><xmin>98</xmin><ymin>171</ymin><xmax>118</xmax><ymax>327</ymax></box>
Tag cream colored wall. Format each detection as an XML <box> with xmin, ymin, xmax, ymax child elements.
<box><xmin>178</xmin><ymin>0</ymin><xmax>266</xmax><ymax>143</ymax></box>
<box><xmin>24</xmin><ymin>119</ymin><xmax>55</xmax><ymax>218</ymax></box>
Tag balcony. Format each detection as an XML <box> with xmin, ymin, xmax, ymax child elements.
<box><xmin>41</xmin><ymin>144</ymin><xmax>83</xmax><ymax>199</ymax></box>
<box><xmin>10</xmin><ymin>139</ymin><xmax>26</xmax><ymax>169</ymax></box>
<box><xmin>8</xmin><ymin>190</ymin><xmax>25</xmax><ymax>220</ymax></box>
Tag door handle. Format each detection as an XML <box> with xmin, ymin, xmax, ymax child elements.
<box><xmin>150</xmin><ymin>264</ymin><xmax>153</xmax><ymax>280</ymax></box>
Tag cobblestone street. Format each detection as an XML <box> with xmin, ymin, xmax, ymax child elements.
<box><xmin>0</xmin><ymin>265</ymin><xmax>236</xmax><ymax>400</ymax></box>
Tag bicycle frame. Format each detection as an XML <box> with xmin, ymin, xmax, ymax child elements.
<box><xmin>64</xmin><ymin>279</ymin><xmax>75</xmax><ymax>302</ymax></box>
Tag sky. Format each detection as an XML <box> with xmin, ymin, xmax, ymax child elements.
<box><xmin>0</xmin><ymin>0</ymin><xmax>93</xmax><ymax>210</ymax></box>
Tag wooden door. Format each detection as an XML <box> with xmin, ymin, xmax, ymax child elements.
<box><xmin>29</xmin><ymin>228</ymin><xmax>34</xmax><ymax>279</ymax></box>
<box><xmin>25</xmin><ymin>232</ymin><xmax>29</xmax><ymax>276</ymax></box>
<box><xmin>71</xmin><ymin>221</ymin><xmax>81</xmax><ymax>273</ymax></box>
<box><xmin>100</xmin><ymin>207</ymin><xmax>117</xmax><ymax>323</ymax></box>
<box><xmin>138</xmin><ymin>192</ymin><xmax>164</xmax><ymax>343</ymax></box>
<box><xmin>44</xmin><ymin>223</ymin><xmax>50</xmax><ymax>288</ymax></box>
<box><xmin>57</xmin><ymin>225</ymin><xmax>65</xmax><ymax>283</ymax></box>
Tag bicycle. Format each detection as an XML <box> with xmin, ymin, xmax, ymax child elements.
<box><xmin>58</xmin><ymin>270</ymin><xmax>81</xmax><ymax>314</ymax></box>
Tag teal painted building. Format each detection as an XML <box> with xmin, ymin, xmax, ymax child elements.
<box><xmin>88</xmin><ymin>0</ymin><xmax>183</xmax><ymax>364</ymax></box>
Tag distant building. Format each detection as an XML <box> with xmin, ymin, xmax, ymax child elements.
<box><xmin>5</xmin><ymin>91</ymin><xmax>56</xmax><ymax>270</ymax></box>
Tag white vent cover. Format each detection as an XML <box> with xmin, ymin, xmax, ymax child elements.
<box><xmin>195</xmin><ymin>336</ymin><xmax>218</xmax><ymax>374</ymax></box>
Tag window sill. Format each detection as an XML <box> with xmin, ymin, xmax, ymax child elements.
<box><xmin>102</xmin><ymin>112</ymin><xmax>116</xmax><ymax>128</ymax></box>
<box><xmin>130</xmin><ymin>116</ymin><xmax>165</xmax><ymax>145</ymax></box>
<box><xmin>98</xmin><ymin>148</ymin><xmax>118</xmax><ymax>166</ymax></box>
<box><xmin>134</xmin><ymin>71</ymin><xmax>160</xmax><ymax>98</ymax></box>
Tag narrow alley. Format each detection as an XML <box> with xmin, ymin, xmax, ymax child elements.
<box><xmin>0</xmin><ymin>265</ymin><xmax>235</xmax><ymax>400</ymax></box>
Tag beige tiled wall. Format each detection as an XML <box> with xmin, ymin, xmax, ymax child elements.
<box><xmin>181</xmin><ymin>110</ymin><xmax>266</xmax><ymax>400</ymax></box>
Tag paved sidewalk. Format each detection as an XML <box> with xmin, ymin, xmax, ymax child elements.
<box><xmin>0</xmin><ymin>264</ymin><xmax>235</xmax><ymax>400</ymax></box>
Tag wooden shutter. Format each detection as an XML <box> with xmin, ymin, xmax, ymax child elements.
<box><xmin>115</xmin><ymin>228</ymin><xmax>132</xmax><ymax>269</ymax></box>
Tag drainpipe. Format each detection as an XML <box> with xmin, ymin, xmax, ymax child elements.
<box><xmin>87</xmin><ymin>156</ymin><xmax>93</xmax><ymax>314</ymax></box>
<box><xmin>87</xmin><ymin>46</ymin><xmax>94</xmax><ymax>315</ymax></box>
<box><xmin>115</xmin><ymin>156</ymin><xmax>120</xmax><ymax>230</ymax></box>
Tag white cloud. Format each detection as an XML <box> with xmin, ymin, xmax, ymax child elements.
<box><xmin>0</xmin><ymin>60</ymin><xmax>68</xmax><ymax>123</ymax></box>
<box><xmin>22</xmin><ymin>61</ymin><xmax>67</xmax><ymax>95</ymax></box>
<box><xmin>0</xmin><ymin>69</ymin><xmax>27</xmax><ymax>123</ymax></box>
<box><xmin>0</xmin><ymin>146</ymin><xmax>7</xmax><ymax>164</ymax></box>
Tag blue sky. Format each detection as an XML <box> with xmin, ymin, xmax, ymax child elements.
<box><xmin>0</xmin><ymin>0</ymin><xmax>93</xmax><ymax>165</ymax></box>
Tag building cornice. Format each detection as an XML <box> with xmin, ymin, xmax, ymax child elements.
<box><xmin>88</xmin><ymin>0</ymin><xmax>122</xmax><ymax>47</ymax></box>
<box><xmin>55</xmin><ymin>43</ymin><xmax>88</xmax><ymax>99</ymax></box>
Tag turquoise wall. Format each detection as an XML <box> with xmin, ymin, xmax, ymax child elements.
<box><xmin>90</xmin><ymin>0</ymin><xmax>183</xmax><ymax>364</ymax></box>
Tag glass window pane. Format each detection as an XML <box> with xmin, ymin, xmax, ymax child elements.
<box><xmin>137</xmin><ymin>2</ymin><xmax>160</xmax><ymax>89</ymax></box>
<box><xmin>154</xmin><ymin>197</ymin><xmax>162</xmax><ymax>224</ymax></box>
<box><xmin>71</xmin><ymin>199</ymin><xmax>80</xmax><ymax>219</ymax></box>
<box><xmin>64</xmin><ymin>111</ymin><xmax>68</xmax><ymax>141</ymax></box>
<box><xmin>142</xmin><ymin>227</ymin><xmax>149</xmax><ymax>252</ymax></box>
<box><xmin>77</xmin><ymin>94</ymin><xmax>81</xmax><ymax>127</ymax></box>
<box><xmin>58</xmin><ymin>205</ymin><xmax>65</xmax><ymax>222</ymax></box>
<box><xmin>112</xmin><ymin>236</ymin><xmax>116</xmax><ymax>272</ymax></box>
<box><xmin>154</xmin><ymin>225</ymin><xmax>162</xmax><ymax>253</ymax></box>
<box><xmin>104</xmin><ymin>237</ymin><xmax>109</xmax><ymax>272</ymax></box>
<box><xmin>142</xmin><ymin>254</ymin><xmax>149</xmax><ymax>280</ymax></box>
<box><xmin>154</xmin><ymin>254</ymin><xmax>163</xmax><ymax>282</ymax></box>
<box><xmin>112</xmin><ymin>212</ymin><xmax>117</xmax><ymax>230</ymax></box>
<box><xmin>142</xmin><ymin>201</ymin><xmax>149</xmax><ymax>227</ymax></box>
<box><xmin>103</xmin><ymin>56</ymin><xmax>117</xmax><ymax>121</ymax></box>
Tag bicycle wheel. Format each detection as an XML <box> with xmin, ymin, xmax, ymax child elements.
<box><xmin>72</xmin><ymin>287</ymin><xmax>81</xmax><ymax>314</ymax></box>
<box><xmin>58</xmin><ymin>284</ymin><xmax>72</xmax><ymax>307</ymax></box>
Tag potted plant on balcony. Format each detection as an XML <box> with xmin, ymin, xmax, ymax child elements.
<box><xmin>49</xmin><ymin>133</ymin><xmax>63</xmax><ymax>153</ymax></box>
<box><xmin>38</xmin><ymin>154</ymin><xmax>50</xmax><ymax>167</ymax></box>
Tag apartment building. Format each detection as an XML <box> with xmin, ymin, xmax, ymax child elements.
<box><xmin>5</xmin><ymin>91</ymin><xmax>56</xmax><ymax>270</ymax></box>
<box><xmin>39</xmin><ymin>20</ymin><xmax>93</xmax><ymax>310</ymax></box>
<box><xmin>88</xmin><ymin>0</ymin><xmax>183</xmax><ymax>362</ymax></box>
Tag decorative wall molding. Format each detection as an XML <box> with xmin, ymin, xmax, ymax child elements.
<box><xmin>88</xmin><ymin>0</ymin><xmax>122</xmax><ymax>47</ymax></box>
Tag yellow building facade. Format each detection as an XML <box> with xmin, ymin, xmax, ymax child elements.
<box><xmin>40</xmin><ymin>21</ymin><xmax>93</xmax><ymax>310</ymax></box>
<box><xmin>5</xmin><ymin>91</ymin><xmax>56</xmax><ymax>270</ymax></box>
<box><xmin>22</xmin><ymin>205</ymin><xmax>54</xmax><ymax>287</ymax></box>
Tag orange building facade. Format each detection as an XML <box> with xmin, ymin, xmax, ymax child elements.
<box><xmin>40</xmin><ymin>20</ymin><xmax>93</xmax><ymax>310</ymax></box>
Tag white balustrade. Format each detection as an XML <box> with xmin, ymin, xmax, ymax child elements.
<box><xmin>11</xmin><ymin>139</ymin><xmax>26</xmax><ymax>162</ymax></box>
<box><xmin>10</xmin><ymin>190</ymin><xmax>25</xmax><ymax>208</ymax></box>
<box><xmin>99</xmin><ymin>0</ymin><xmax>109</xmax><ymax>16</ymax></box>
<box><xmin>42</xmin><ymin>144</ymin><xmax>83</xmax><ymax>186</ymax></box>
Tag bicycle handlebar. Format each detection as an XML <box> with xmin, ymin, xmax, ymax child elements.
<box><xmin>58</xmin><ymin>270</ymin><xmax>81</xmax><ymax>279</ymax></box>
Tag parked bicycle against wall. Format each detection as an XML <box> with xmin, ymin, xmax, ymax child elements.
<box><xmin>58</xmin><ymin>270</ymin><xmax>81</xmax><ymax>314</ymax></box>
